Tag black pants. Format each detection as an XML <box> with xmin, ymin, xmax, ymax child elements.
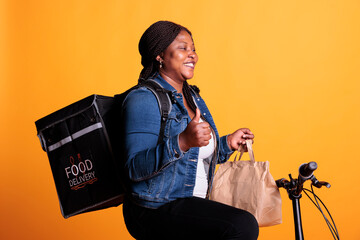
<box><xmin>123</xmin><ymin>197</ymin><xmax>259</xmax><ymax>240</ymax></box>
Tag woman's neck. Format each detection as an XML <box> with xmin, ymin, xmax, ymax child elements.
<box><xmin>159</xmin><ymin>71</ymin><xmax>184</xmax><ymax>93</ymax></box>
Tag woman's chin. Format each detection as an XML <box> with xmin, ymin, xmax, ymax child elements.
<box><xmin>182</xmin><ymin>72</ymin><xmax>195</xmax><ymax>80</ymax></box>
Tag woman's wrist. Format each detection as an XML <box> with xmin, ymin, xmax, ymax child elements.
<box><xmin>226</xmin><ymin>134</ymin><xmax>234</xmax><ymax>151</ymax></box>
<box><xmin>178</xmin><ymin>132</ymin><xmax>190</xmax><ymax>152</ymax></box>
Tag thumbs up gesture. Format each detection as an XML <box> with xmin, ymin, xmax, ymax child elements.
<box><xmin>179</xmin><ymin>108</ymin><xmax>212</xmax><ymax>152</ymax></box>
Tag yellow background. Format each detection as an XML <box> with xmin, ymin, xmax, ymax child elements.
<box><xmin>1</xmin><ymin>0</ymin><xmax>359</xmax><ymax>239</ymax></box>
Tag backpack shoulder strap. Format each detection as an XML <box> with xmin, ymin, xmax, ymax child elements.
<box><xmin>139</xmin><ymin>80</ymin><xmax>173</xmax><ymax>144</ymax></box>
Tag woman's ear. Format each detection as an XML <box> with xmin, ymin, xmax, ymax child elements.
<box><xmin>156</xmin><ymin>55</ymin><xmax>164</xmax><ymax>69</ymax></box>
<box><xmin>156</xmin><ymin>52</ymin><xmax>165</xmax><ymax>61</ymax></box>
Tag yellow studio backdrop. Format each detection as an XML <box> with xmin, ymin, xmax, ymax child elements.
<box><xmin>1</xmin><ymin>0</ymin><xmax>359</xmax><ymax>239</ymax></box>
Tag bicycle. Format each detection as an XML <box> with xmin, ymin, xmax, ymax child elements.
<box><xmin>276</xmin><ymin>162</ymin><xmax>340</xmax><ymax>240</ymax></box>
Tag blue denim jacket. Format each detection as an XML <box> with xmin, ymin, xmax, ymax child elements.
<box><xmin>121</xmin><ymin>74</ymin><xmax>234</xmax><ymax>208</ymax></box>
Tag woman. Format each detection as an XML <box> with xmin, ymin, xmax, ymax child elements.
<box><xmin>122</xmin><ymin>21</ymin><xmax>259</xmax><ymax>240</ymax></box>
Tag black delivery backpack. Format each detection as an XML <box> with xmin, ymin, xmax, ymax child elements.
<box><xmin>35</xmin><ymin>80</ymin><xmax>173</xmax><ymax>218</ymax></box>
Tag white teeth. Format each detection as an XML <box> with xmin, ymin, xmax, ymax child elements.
<box><xmin>184</xmin><ymin>63</ymin><xmax>194</xmax><ymax>67</ymax></box>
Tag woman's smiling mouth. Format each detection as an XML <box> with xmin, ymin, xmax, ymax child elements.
<box><xmin>184</xmin><ymin>62</ymin><xmax>195</xmax><ymax>68</ymax></box>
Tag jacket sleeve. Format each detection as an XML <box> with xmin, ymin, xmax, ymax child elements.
<box><xmin>218</xmin><ymin>135</ymin><xmax>234</xmax><ymax>163</ymax></box>
<box><xmin>121</xmin><ymin>88</ymin><xmax>184</xmax><ymax>182</ymax></box>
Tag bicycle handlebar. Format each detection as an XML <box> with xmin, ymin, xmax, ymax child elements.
<box><xmin>275</xmin><ymin>161</ymin><xmax>336</xmax><ymax>240</ymax></box>
<box><xmin>276</xmin><ymin>162</ymin><xmax>330</xmax><ymax>196</ymax></box>
<box><xmin>299</xmin><ymin>162</ymin><xmax>317</xmax><ymax>179</ymax></box>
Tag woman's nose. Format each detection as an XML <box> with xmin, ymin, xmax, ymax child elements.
<box><xmin>188</xmin><ymin>50</ymin><xmax>196</xmax><ymax>59</ymax></box>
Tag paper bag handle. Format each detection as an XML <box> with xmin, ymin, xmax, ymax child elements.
<box><xmin>234</xmin><ymin>140</ymin><xmax>255</xmax><ymax>163</ymax></box>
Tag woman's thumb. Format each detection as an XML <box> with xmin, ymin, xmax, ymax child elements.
<box><xmin>192</xmin><ymin>108</ymin><xmax>201</xmax><ymax>123</ymax></box>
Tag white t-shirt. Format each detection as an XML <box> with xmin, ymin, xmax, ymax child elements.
<box><xmin>193</xmin><ymin>118</ymin><xmax>215</xmax><ymax>198</ymax></box>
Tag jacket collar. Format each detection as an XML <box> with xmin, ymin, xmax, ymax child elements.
<box><xmin>152</xmin><ymin>73</ymin><xmax>180</xmax><ymax>94</ymax></box>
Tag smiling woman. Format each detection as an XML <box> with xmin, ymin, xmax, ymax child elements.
<box><xmin>157</xmin><ymin>30</ymin><xmax>198</xmax><ymax>88</ymax></box>
<box><xmin>156</xmin><ymin>30</ymin><xmax>198</xmax><ymax>119</ymax></box>
<box><xmin>120</xmin><ymin>20</ymin><xmax>259</xmax><ymax>239</ymax></box>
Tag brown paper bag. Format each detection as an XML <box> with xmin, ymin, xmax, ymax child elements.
<box><xmin>210</xmin><ymin>140</ymin><xmax>282</xmax><ymax>227</ymax></box>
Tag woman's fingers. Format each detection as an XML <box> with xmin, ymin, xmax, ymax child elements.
<box><xmin>240</xmin><ymin>128</ymin><xmax>253</xmax><ymax>135</ymax></box>
<box><xmin>240</xmin><ymin>128</ymin><xmax>254</xmax><ymax>139</ymax></box>
<box><xmin>227</xmin><ymin>128</ymin><xmax>255</xmax><ymax>150</ymax></box>
<box><xmin>241</xmin><ymin>135</ymin><xmax>254</xmax><ymax>143</ymax></box>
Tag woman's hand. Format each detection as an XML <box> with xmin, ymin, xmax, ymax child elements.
<box><xmin>179</xmin><ymin>108</ymin><xmax>212</xmax><ymax>152</ymax></box>
<box><xmin>227</xmin><ymin>128</ymin><xmax>254</xmax><ymax>152</ymax></box>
